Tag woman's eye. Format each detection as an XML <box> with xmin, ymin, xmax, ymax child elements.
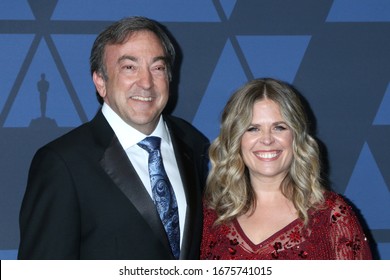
<box><xmin>274</xmin><ymin>125</ymin><xmax>287</xmax><ymax>131</ymax></box>
<box><xmin>247</xmin><ymin>126</ymin><xmax>259</xmax><ymax>132</ymax></box>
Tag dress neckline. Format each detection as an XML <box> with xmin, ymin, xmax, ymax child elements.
<box><xmin>232</xmin><ymin>217</ymin><xmax>301</xmax><ymax>249</ymax></box>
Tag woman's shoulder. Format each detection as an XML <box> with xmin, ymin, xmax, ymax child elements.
<box><xmin>203</xmin><ymin>202</ymin><xmax>218</xmax><ymax>223</ymax></box>
<box><xmin>323</xmin><ymin>191</ymin><xmax>351</xmax><ymax>208</ymax></box>
<box><xmin>318</xmin><ymin>191</ymin><xmax>359</xmax><ymax>222</ymax></box>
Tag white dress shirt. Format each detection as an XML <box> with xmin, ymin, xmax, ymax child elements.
<box><xmin>102</xmin><ymin>103</ymin><xmax>186</xmax><ymax>247</ymax></box>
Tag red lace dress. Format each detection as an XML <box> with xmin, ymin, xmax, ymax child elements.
<box><xmin>201</xmin><ymin>192</ymin><xmax>372</xmax><ymax>260</ymax></box>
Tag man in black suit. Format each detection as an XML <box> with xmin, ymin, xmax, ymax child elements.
<box><xmin>18</xmin><ymin>16</ymin><xmax>209</xmax><ymax>260</ymax></box>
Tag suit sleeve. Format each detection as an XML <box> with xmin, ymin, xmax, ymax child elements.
<box><xmin>18</xmin><ymin>146</ymin><xmax>81</xmax><ymax>259</ymax></box>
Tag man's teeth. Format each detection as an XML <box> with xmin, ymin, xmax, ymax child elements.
<box><xmin>131</xmin><ymin>96</ymin><xmax>152</xmax><ymax>101</ymax></box>
<box><xmin>257</xmin><ymin>152</ymin><xmax>279</xmax><ymax>159</ymax></box>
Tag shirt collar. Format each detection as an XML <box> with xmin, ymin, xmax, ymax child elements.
<box><xmin>101</xmin><ymin>103</ymin><xmax>171</xmax><ymax>150</ymax></box>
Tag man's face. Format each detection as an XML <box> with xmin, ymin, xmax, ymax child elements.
<box><xmin>93</xmin><ymin>30</ymin><xmax>169</xmax><ymax>134</ymax></box>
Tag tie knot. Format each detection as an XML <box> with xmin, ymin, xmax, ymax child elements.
<box><xmin>137</xmin><ymin>136</ymin><xmax>161</xmax><ymax>153</ymax></box>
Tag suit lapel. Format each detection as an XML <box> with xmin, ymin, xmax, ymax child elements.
<box><xmin>166</xmin><ymin>120</ymin><xmax>200</xmax><ymax>259</ymax></box>
<box><xmin>96</xmin><ymin>117</ymin><xmax>173</xmax><ymax>257</ymax></box>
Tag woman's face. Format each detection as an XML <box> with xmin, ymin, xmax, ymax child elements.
<box><xmin>241</xmin><ymin>98</ymin><xmax>294</xmax><ymax>184</ymax></box>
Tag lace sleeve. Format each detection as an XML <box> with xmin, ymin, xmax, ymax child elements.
<box><xmin>328</xmin><ymin>194</ymin><xmax>372</xmax><ymax>259</ymax></box>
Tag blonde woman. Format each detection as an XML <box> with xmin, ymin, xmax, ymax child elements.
<box><xmin>201</xmin><ymin>78</ymin><xmax>372</xmax><ymax>260</ymax></box>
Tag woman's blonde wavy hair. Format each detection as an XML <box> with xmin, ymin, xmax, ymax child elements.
<box><xmin>205</xmin><ymin>78</ymin><xmax>325</xmax><ymax>225</ymax></box>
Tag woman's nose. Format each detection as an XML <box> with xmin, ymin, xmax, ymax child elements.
<box><xmin>259</xmin><ymin>131</ymin><xmax>274</xmax><ymax>145</ymax></box>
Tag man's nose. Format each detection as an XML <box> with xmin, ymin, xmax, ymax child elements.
<box><xmin>137</xmin><ymin>68</ymin><xmax>153</xmax><ymax>89</ymax></box>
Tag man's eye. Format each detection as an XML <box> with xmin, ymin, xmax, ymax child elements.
<box><xmin>154</xmin><ymin>65</ymin><xmax>166</xmax><ymax>71</ymax></box>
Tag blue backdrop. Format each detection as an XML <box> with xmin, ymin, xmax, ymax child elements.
<box><xmin>0</xmin><ymin>0</ymin><xmax>389</xmax><ymax>260</ymax></box>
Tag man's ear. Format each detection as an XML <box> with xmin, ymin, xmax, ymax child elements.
<box><xmin>93</xmin><ymin>71</ymin><xmax>106</xmax><ymax>99</ymax></box>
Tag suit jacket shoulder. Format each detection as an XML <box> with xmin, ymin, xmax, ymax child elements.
<box><xmin>42</xmin><ymin>111</ymin><xmax>113</xmax><ymax>156</ymax></box>
<box><xmin>163</xmin><ymin>115</ymin><xmax>209</xmax><ymax>153</ymax></box>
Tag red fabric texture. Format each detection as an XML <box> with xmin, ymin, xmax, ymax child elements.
<box><xmin>201</xmin><ymin>192</ymin><xmax>372</xmax><ymax>260</ymax></box>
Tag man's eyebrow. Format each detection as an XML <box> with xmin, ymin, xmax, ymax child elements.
<box><xmin>153</xmin><ymin>56</ymin><xmax>168</xmax><ymax>64</ymax></box>
<box><xmin>118</xmin><ymin>55</ymin><xmax>137</xmax><ymax>63</ymax></box>
<box><xmin>117</xmin><ymin>55</ymin><xmax>167</xmax><ymax>63</ymax></box>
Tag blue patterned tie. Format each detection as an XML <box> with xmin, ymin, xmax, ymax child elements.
<box><xmin>138</xmin><ymin>136</ymin><xmax>180</xmax><ymax>259</ymax></box>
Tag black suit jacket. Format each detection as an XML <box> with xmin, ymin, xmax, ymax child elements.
<box><xmin>18</xmin><ymin>111</ymin><xmax>209</xmax><ymax>260</ymax></box>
